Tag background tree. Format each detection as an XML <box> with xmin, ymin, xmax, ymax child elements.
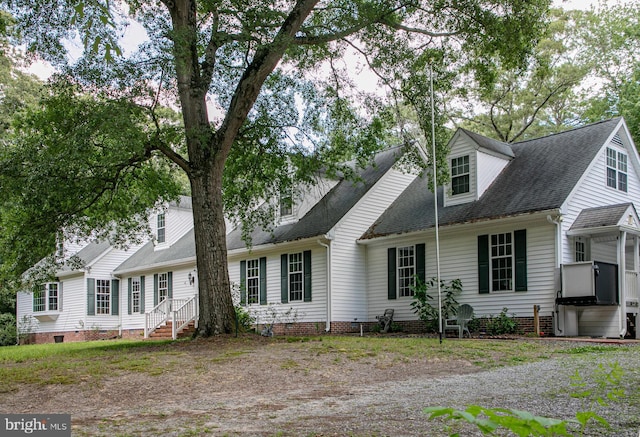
<box><xmin>1</xmin><ymin>0</ymin><xmax>550</xmax><ymax>336</ymax></box>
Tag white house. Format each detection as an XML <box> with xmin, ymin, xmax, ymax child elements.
<box><xmin>16</xmin><ymin>118</ymin><xmax>640</xmax><ymax>342</ymax></box>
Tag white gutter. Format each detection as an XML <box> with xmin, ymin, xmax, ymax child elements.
<box><xmin>318</xmin><ymin>237</ymin><xmax>332</xmax><ymax>332</ymax></box>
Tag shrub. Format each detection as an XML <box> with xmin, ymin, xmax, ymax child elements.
<box><xmin>0</xmin><ymin>313</ymin><xmax>17</xmax><ymax>346</ymax></box>
<box><xmin>234</xmin><ymin>305</ymin><xmax>255</xmax><ymax>332</ymax></box>
<box><xmin>410</xmin><ymin>277</ymin><xmax>462</xmax><ymax>333</ymax></box>
<box><xmin>486</xmin><ymin>308</ymin><xmax>519</xmax><ymax>335</ymax></box>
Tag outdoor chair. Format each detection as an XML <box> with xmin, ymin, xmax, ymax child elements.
<box><xmin>444</xmin><ymin>304</ymin><xmax>474</xmax><ymax>338</ymax></box>
<box><xmin>376</xmin><ymin>308</ymin><xmax>394</xmax><ymax>333</ymax></box>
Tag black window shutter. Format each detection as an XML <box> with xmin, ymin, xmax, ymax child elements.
<box><xmin>87</xmin><ymin>278</ymin><xmax>95</xmax><ymax>315</ymax></box>
<box><xmin>303</xmin><ymin>250</ymin><xmax>312</xmax><ymax>302</ymax></box>
<box><xmin>240</xmin><ymin>260</ymin><xmax>247</xmax><ymax>305</ymax></box>
<box><xmin>140</xmin><ymin>276</ymin><xmax>145</xmax><ymax>313</ymax></box>
<box><xmin>259</xmin><ymin>257</ymin><xmax>267</xmax><ymax>305</ymax></box>
<box><xmin>478</xmin><ymin>235</ymin><xmax>490</xmax><ymax>294</ymax></box>
<box><xmin>111</xmin><ymin>279</ymin><xmax>119</xmax><ymax>316</ymax></box>
<box><xmin>416</xmin><ymin>243</ymin><xmax>426</xmax><ymax>283</ymax></box>
<box><xmin>388</xmin><ymin>248</ymin><xmax>397</xmax><ymax>300</ymax></box>
<box><xmin>167</xmin><ymin>272</ymin><xmax>173</xmax><ymax>298</ymax></box>
<box><xmin>128</xmin><ymin>278</ymin><xmax>132</xmax><ymax>315</ymax></box>
<box><xmin>514</xmin><ymin>229</ymin><xmax>527</xmax><ymax>292</ymax></box>
<box><xmin>280</xmin><ymin>254</ymin><xmax>289</xmax><ymax>303</ymax></box>
<box><xmin>153</xmin><ymin>274</ymin><xmax>159</xmax><ymax>306</ymax></box>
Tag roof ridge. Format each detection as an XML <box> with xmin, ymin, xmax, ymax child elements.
<box><xmin>513</xmin><ymin>117</ymin><xmax>622</xmax><ymax>145</ymax></box>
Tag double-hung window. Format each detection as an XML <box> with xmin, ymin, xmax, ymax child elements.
<box><xmin>158</xmin><ymin>273</ymin><xmax>169</xmax><ymax>302</ymax></box>
<box><xmin>96</xmin><ymin>279</ymin><xmax>111</xmax><ymax>314</ymax></box>
<box><xmin>606</xmin><ymin>147</ymin><xmax>628</xmax><ymax>192</ymax></box>
<box><xmin>397</xmin><ymin>246</ymin><xmax>416</xmax><ymax>297</ymax></box>
<box><xmin>33</xmin><ymin>283</ymin><xmax>60</xmax><ymax>312</ymax></box>
<box><xmin>246</xmin><ymin>259</ymin><xmax>260</xmax><ymax>304</ymax></box>
<box><xmin>288</xmin><ymin>253</ymin><xmax>304</xmax><ymax>301</ymax></box>
<box><xmin>279</xmin><ymin>188</ymin><xmax>293</xmax><ymax>218</ymax></box>
<box><xmin>451</xmin><ymin>155</ymin><xmax>470</xmax><ymax>195</ymax></box>
<box><xmin>131</xmin><ymin>277</ymin><xmax>141</xmax><ymax>313</ymax></box>
<box><xmin>157</xmin><ymin>213</ymin><xmax>166</xmax><ymax>243</ymax></box>
<box><xmin>491</xmin><ymin>233</ymin><xmax>513</xmax><ymax>292</ymax></box>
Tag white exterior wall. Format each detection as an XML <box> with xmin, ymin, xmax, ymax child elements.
<box><xmin>228</xmin><ymin>243</ymin><xmax>328</xmax><ymax>326</ymax></box>
<box><xmin>365</xmin><ymin>216</ymin><xmax>557</xmax><ymax>322</ymax></box>
<box><xmin>119</xmin><ymin>263</ymin><xmax>198</xmax><ymax>330</ymax></box>
<box><xmin>476</xmin><ymin>151</ymin><xmax>510</xmax><ymax>198</ymax></box>
<box><xmin>560</xmin><ymin>128</ymin><xmax>640</xmax><ymax>264</ymax></box>
<box><xmin>152</xmin><ymin>205</ymin><xmax>194</xmax><ymax>250</ymax></box>
<box><xmin>558</xmin><ymin>126</ymin><xmax>640</xmax><ymax>336</ymax></box>
<box><xmin>330</xmin><ymin>168</ymin><xmax>417</xmax><ymax>322</ymax></box>
<box><xmin>444</xmin><ymin>136</ymin><xmax>478</xmax><ymax>206</ymax></box>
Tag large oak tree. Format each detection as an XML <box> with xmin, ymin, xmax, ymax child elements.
<box><xmin>1</xmin><ymin>0</ymin><xmax>550</xmax><ymax>336</ymax></box>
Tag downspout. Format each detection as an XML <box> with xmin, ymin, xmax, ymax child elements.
<box><xmin>618</xmin><ymin>231</ymin><xmax>627</xmax><ymax>338</ymax></box>
<box><xmin>318</xmin><ymin>239</ymin><xmax>331</xmax><ymax>332</ymax></box>
<box><xmin>547</xmin><ymin>213</ymin><xmax>563</xmax><ymax>334</ymax></box>
<box><xmin>113</xmin><ymin>273</ymin><xmax>123</xmax><ymax>338</ymax></box>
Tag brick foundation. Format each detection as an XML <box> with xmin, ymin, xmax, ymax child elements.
<box><xmin>25</xmin><ymin>329</ymin><xmax>144</xmax><ymax>344</ymax></box>
<box><xmin>258</xmin><ymin>316</ymin><xmax>554</xmax><ymax>337</ymax></box>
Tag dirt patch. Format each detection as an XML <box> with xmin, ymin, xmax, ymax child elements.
<box><xmin>1</xmin><ymin>335</ymin><xmax>637</xmax><ymax>436</ymax></box>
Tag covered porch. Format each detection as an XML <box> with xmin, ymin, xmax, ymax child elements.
<box><xmin>557</xmin><ymin>203</ymin><xmax>640</xmax><ymax>339</ymax></box>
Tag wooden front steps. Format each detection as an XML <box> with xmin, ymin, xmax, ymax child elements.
<box><xmin>148</xmin><ymin>321</ymin><xmax>196</xmax><ymax>340</ymax></box>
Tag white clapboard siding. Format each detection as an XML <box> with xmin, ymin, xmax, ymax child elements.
<box><xmin>578</xmin><ymin>307</ymin><xmax>620</xmax><ymax>338</ymax></box>
<box><xmin>330</xmin><ymin>168</ymin><xmax>417</xmax><ymax>322</ymax></box>
<box><xmin>366</xmin><ymin>217</ymin><xmax>557</xmax><ymax>322</ymax></box>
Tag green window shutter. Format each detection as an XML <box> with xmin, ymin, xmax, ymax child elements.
<box><xmin>514</xmin><ymin>229</ymin><xmax>527</xmax><ymax>292</ymax></box>
<box><xmin>388</xmin><ymin>248</ymin><xmax>397</xmax><ymax>300</ymax></box>
<box><xmin>140</xmin><ymin>276</ymin><xmax>145</xmax><ymax>313</ymax></box>
<box><xmin>128</xmin><ymin>278</ymin><xmax>132</xmax><ymax>315</ymax></box>
<box><xmin>303</xmin><ymin>250</ymin><xmax>312</xmax><ymax>302</ymax></box>
<box><xmin>58</xmin><ymin>282</ymin><xmax>63</xmax><ymax>311</ymax></box>
<box><xmin>280</xmin><ymin>254</ymin><xmax>289</xmax><ymax>304</ymax></box>
<box><xmin>240</xmin><ymin>260</ymin><xmax>247</xmax><ymax>305</ymax></box>
<box><xmin>87</xmin><ymin>278</ymin><xmax>95</xmax><ymax>315</ymax></box>
<box><xmin>111</xmin><ymin>279</ymin><xmax>119</xmax><ymax>316</ymax></box>
<box><xmin>153</xmin><ymin>274</ymin><xmax>159</xmax><ymax>306</ymax></box>
<box><xmin>478</xmin><ymin>235</ymin><xmax>490</xmax><ymax>294</ymax></box>
<box><xmin>416</xmin><ymin>243</ymin><xmax>426</xmax><ymax>283</ymax></box>
<box><xmin>259</xmin><ymin>257</ymin><xmax>267</xmax><ymax>305</ymax></box>
<box><xmin>167</xmin><ymin>272</ymin><xmax>173</xmax><ymax>299</ymax></box>
<box><xmin>32</xmin><ymin>285</ymin><xmax>39</xmax><ymax>312</ymax></box>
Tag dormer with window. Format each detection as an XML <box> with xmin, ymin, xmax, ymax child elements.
<box><xmin>152</xmin><ymin>197</ymin><xmax>194</xmax><ymax>251</ymax></box>
<box><xmin>444</xmin><ymin>129</ymin><xmax>514</xmax><ymax>207</ymax></box>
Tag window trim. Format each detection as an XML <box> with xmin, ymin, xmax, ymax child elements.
<box><xmin>397</xmin><ymin>245</ymin><xmax>416</xmax><ymax>297</ymax></box>
<box><xmin>490</xmin><ymin>232</ymin><xmax>514</xmax><ymax>292</ymax></box>
<box><xmin>95</xmin><ymin>279</ymin><xmax>111</xmax><ymax>315</ymax></box>
<box><xmin>451</xmin><ymin>155</ymin><xmax>470</xmax><ymax>196</ymax></box>
<box><xmin>606</xmin><ymin>147</ymin><xmax>628</xmax><ymax>193</ymax></box>
<box><xmin>33</xmin><ymin>282</ymin><xmax>60</xmax><ymax>312</ymax></box>
<box><xmin>246</xmin><ymin>259</ymin><xmax>260</xmax><ymax>305</ymax></box>
<box><xmin>478</xmin><ymin>230</ymin><xmax>527</xmax><ymax>294</ymax></box>
<box><xmin>157</xmin><ymin>213</ymin><xmax>166</xmax><ymax>244</ymax></box>
<box><xmin>131</xmin><ymin>277</ymin><xmax>141</xmax><ymax>314</ymax></box>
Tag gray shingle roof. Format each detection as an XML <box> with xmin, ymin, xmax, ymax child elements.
<box><xmin>362</xmin><ymin>118</ymin><xmax>622</xmax><ymax>239</ymax></box>
<box><xmin>461</xmin><ymin>128</ymin><xmax>515</xmax><ymax>158</ymax></box>
<box><xmin>114</xmin><ymin>229</ymin><xmax>195</xmax><ymax>273</ymax></box>
<box><xmin>570</xmin><ymin>203</ymin><xmax>634</xmax><ymax>230</ymax></box>
<box><xmin>59</xmin><ymin>240</ymin><xmax>111</xmax><ymax>273</ymax></box>
<box><xmin>226</xmin><ymin>146</ymin><xmax>404</xmax><ymax>250</ymax></box>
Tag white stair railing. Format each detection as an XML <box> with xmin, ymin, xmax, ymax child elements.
<box><xmin>144</xmin><ymin>298</ymin><xmax>170</xmax><ymax>338</ymax></box>
<box><xmin>171</xmin><ymin>295</ymin><xmax>198</xmax><ymax>340</ymax></box>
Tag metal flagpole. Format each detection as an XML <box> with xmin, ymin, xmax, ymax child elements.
<box><xmin>430</xmin><ymin>64</ymin><xmax>443</xmax><ymax>344</ymax></box>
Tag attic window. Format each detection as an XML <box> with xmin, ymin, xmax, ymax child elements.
<box><xmin>279</xmin><ymin>188</ymin><xmax>293</xmax><ymax>217</ymax></box>
<box><xmin>157</xmin><ymin>213</ymin><xmax>166</xmax><ymax>243</ymax></box>
<box><xmin>451</xmin><ymin>155</ymin><xmax>470</xmax><ymax>195</ymax></box>
<box><xmin>606</xmin><ymin>147</ymin><xmax>627</xmax><ymax>192</ymax></box>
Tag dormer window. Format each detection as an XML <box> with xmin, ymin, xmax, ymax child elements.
<box><xmin>279</xmin><ymin>188</ymin><xmax>293</xmax><ymax>217</ymax></box>
<box><xmin>157</xmin><ymin>213</ymin><xmax>166</xmax><ymax>243</ymax></box>
<box><xmin>451</xmin><ymin>155</ymin><xmax>470</xmax><ymax>195</ymax></box>
<box><xmin>606</xmin><ymin>147</ymin><xmax>627</xmax><ymax>192</ymax></box>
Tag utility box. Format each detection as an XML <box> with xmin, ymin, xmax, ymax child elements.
<box><xmin>558</xmin><ymin>261</ymin><xmax>619</xmax><ymax>306</ymax></box>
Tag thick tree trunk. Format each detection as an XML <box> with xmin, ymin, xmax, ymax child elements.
<box><xmin>190</xmin><ymin>162</ymin><xmax>235</xmax><ymax>335</ymax></box>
